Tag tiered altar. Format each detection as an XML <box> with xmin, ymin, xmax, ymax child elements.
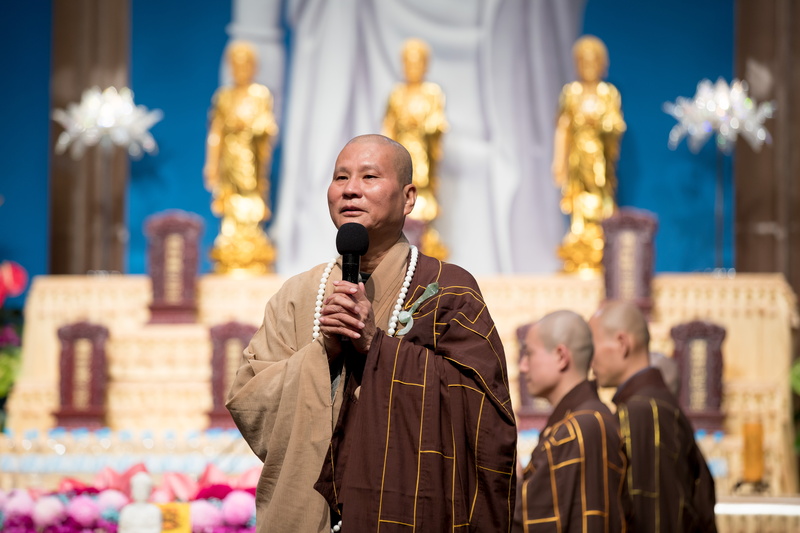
<box><xmin>3</xmin><ymin>271</ymin><xmax>799</xmax><ymax>499</ymax></box>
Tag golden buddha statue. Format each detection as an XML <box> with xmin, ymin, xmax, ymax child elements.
<box><xmin>382</xmin><ymin>38</ymin><xmax>449</xmax><ymax>259</ymax></box>
<box><xmin>552</xmin><ymin>35</ymin><xmax>626</xmax><ymax>274</ymax></box>
<box><xmin>204</xmin><ymin>41</ymin><xmax>278</xmax><ymax>275</ymax></box>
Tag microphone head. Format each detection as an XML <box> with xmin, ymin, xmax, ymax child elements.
<box><xmin>336</xmin><ymin>223</ymin><xmax>370</xmax><ymax>256</ymax></box>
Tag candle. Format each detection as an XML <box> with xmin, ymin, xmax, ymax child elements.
<box><xmin>742</xmin><ymin>421</ymin><xmax>764</xmax><ymax>483</ymax></box>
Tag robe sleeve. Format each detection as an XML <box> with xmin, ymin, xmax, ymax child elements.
<box><xmin>226</xmin><ymin>270</ymin><xmax>332</xmax><ymax>485</ymax></box>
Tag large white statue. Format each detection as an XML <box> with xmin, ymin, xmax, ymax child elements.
<box><xmin>118</xmin><ymin>472</ymin><xmax>162</xmax><ymax>533</ymax></box>
<box><xmin>231</xmin><ymin>1</ymin><xmax>583</xmax><ymax>274</ymax></box>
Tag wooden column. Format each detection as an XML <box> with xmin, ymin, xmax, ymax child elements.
<box><xmin>734</xmin><ymin>0</ymin><xmax>800</xmax><ymax>301</ymax></box>
<box><xmin>49</xmin><ymin>0</ymin><xmax>130</xmax><ymax>274</ymax></box>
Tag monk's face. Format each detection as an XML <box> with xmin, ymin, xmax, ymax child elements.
<box><xmin>328</xmin><ymin>140</ymin><xmax>416</xmax><ymax>243</ymax></box>
<box><xmin>588</xmin><ymin>316</ymin><xmax>625</xmax><ymax>387</ymax></box>
<box><xmin>519</xmin><ymin>323</ymin><xmax>561</xmax><ymax>402</ymax></box>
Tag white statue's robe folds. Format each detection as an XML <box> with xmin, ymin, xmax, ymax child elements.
<box><xmin>227</xmin><ymin>0</ymin><xmax>585</xmax><ymax>275</ymax></box>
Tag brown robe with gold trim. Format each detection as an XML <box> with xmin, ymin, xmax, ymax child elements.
<box><xmin>227</xmin><ymin>238</ymin><xmax>516</xmax><ymax>533</ymax></box>
<box><xmin>517</xmin><ymin>380</ymin><xmax>627</xmax><ymax>533</ymax></box>
<box><xmin>613</xmin><ymin>368</ymin><xmax>717</xmax><ymax>533</ymax></box>
<box><xmin>227</xmin><ymin>239</ymin><xmax>415</xmax><ymax>532</ymax></box>
<box><xmin>315</xmin><ymin>251</ymin><xmax>518</xmax><ymax>532</ymax></box>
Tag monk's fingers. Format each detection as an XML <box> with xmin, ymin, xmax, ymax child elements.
<box><xmin>350</xmin><ymin>320</ymin><xmax>376</xmax><ymax>355</ymax></box>
<box><xmin>319</xmin><ymin>313</ymin><xmax>365</xmax><ymax>333</ymax></box>
<box><xmin>320</xmin><ymin>322</ymin><xmax>362</xmax><ymax>340</ymax></box>
<box><xmin>351</xmin><ymin>285</ymin><xmax>373</xmax><ymax>318</ymax></box>
<box><xmin>321</xmin><ymin>295</ymin><xmax>359</xmax><ymax>316</ymax></box>
<box><xmin>331</xmin><ymin>280</ymin><xmax>359</xmax><ymax>295</ymax></box>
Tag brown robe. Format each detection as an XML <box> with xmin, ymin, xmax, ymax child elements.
<box><xmin>315</xmin><ymin>252</ymin><xmax>518</xmax><ymax>532</ymax></box>
<box><xmin>227</xmin><ymin>239</ymin><xmax>419</xmax><ymax>533</ymax></box>
<box><xmin>517</xmin><ymin>380</ymin><xmax>628</xmax><ymax>533</ymax></box>
<box><xmin>613</xmin><ymin>368</ymin><xmax>717</xmax><ymax>533</ymax></box>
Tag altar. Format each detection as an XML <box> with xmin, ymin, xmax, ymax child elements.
<box><xmin>3</xmin><ymin>271</ymin><xmax>799</xmax><ymax>498</ymax></box>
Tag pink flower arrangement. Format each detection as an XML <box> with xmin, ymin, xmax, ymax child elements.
<box><xmin>32</xmin><ymin>496</ymin><xmax>66</xmax><ymax>529</ymax></box>
<box><xmin>221</xmin><ymin>491</ymin><xmax>256</xmax><ymax>526</ymax></box>
<box><xmin>95</xmin><ymin>490</ymin><xmax>128</xmax><ymax>513</ymax></box>
<box><xmin>190</xmin><ymin>499</ymin><xmax>224</xmax><ymax>532</ymax></box>
<box><xmin>66</xmin><ymin>495</ymin><xmax>100</xmax><ymax>527</ymax></box>
<box><xmin>0</xmin><ymin>475</ymin><xmax>256</xmax><ymax>533</ymax></box>
<box><xmin>4</xmin><ymin>489</ymin><xmax>35</xmax><ymax>517</ymax></box>
<box><xmin>194</xmin><ymin>483</ymin><xmax>234</xmax><ymax>501</ymax></box>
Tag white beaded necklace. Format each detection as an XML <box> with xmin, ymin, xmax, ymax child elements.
<box><xmin>313</xmin><ymin>245</ymin><xmax>418</xmax><ymax>341</ymax></box>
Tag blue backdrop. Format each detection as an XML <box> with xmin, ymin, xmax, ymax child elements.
<box><xmin>582</xmin><ymin>1</ymin><xmax>734</xmax><ymax>272</ymax></box>
<box><xmin>0</xmin><ymin>3</ymin><xmax>52</xmax><ymax>309</ymax></box>
<box><xmin>0</xmin><ymin>0</ymin><xmax>735</xmax><ymax>309</ymax></box>
<box><xmin>128</xmin><ymin>1</ymin><xmax>232</xmax><ymax>276</ymax></box>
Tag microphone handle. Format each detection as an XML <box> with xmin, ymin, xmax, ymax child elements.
<box><xmin>341</xmin><ymin>253</ymin><xmax>360</xmax><ymax>284</ymax></box>
<box><xmin>340</xmin><ymin>253</ymin><xmax>361</xmax><ymax>342</ymax></box>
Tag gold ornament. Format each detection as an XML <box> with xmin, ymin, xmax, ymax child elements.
<box><xmin>204</xmin><ymin>41</ymin><xmax>278</xmax><ymax>275</ymax></box>
<box><xmin>382</xmin><ymin>38</ymin><xmax>449</xmax><ymax>260</ymax></box>
<box><xmin>552</xmin><ymin>35</ymin><xmax>626</xmax><ymax>273</ymax></box>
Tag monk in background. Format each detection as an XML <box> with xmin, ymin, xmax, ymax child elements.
<box><xmin>515</xmin><ymin>310</ymin><xmax>627</xmax><ymax>533</ymax></box>
<box><xmin>589</xmin><ymin>301</ymin><xmax>717</xmax><ymax>533</ymax></box>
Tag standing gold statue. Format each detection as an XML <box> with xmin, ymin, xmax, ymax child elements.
<box><xmin>204</xmin><ymin>41</ymin><xmax>278</xmax><ymax>275</ymax></box>
<box><xmin>552</xmin><ymin>35</ymin><xmax>626</xmax><ymax>273</ymax></box>
<box><xmin>382</xmin><ymin>38</ymin><xmax>449</xmax><ymax>259</ymax></box>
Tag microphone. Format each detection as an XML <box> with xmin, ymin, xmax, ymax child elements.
<box><xmin>336</xmin><ymin>223</ymin><xmax>370</xmax><ymax>284</ymax></box>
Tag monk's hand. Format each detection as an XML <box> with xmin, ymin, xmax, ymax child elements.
<box><xmin>319</xmin><ymin>281</ymin><xmax>376</xmax><ymax>356</ymax></box>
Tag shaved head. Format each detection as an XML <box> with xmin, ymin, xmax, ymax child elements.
<box><xmin>521</xmin><ymin>309</ymin><xmax>594</xmax><ymax>405</ymax></box>
<box><xmin>345</xmin><ymin>134</ymin><xmax>413</xmax><ymax>186</ymax></box>
<box><xmin>592</xmin><ymin>300</ymin><xmax>650</xmax><ymax>352</ymax></box>
<box><xmin>589</xmin><ymin>301</ymin><xmax>651</xmax><ymax>388</ymax></box>
<box><xmin>536</xmin><ymin>310</ymin><xmax>594</xmax><ymax>374</ymax></box>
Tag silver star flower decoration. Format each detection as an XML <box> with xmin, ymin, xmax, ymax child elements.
<box><xmin>52</xmin><ymin>86</ymin><xmax>163</xmax><ymax>160</ymax></box>
<box><xmin>663</xmin><ymin>77</ymin><xmax>774</xmax><ymax>154</ymax></box>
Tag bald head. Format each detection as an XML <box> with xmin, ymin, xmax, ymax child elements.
<box><xmin>536</xmin><ymin>310</ymin><xmax>594</xmax><ymax>375</ymax></box>
<box><xmin>345</xmin><ymin>134</ymin><xmax>413</xmax><ymax>186</ymax></box>
<box><xmin>588</xmin><ymin>301</ymin><xmax>651</xmax><ymax>388</ymax></box>
<box><xmin>521</xmin><ymin>310</ymin><xmax>594</xmax><ymax>405</ymax></box>
<box><xmin>592</xmin><ymin>300</ymin><xmax>650</xmax><ymax>352</ymax></box>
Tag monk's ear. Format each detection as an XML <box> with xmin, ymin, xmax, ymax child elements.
<box><xmin>403</xmin><ymin>183</ymin><xmax>417</xmax><ymax>216</ymax></box>
<box><xmin>617</xmin><ymin>332</ymin><xmax>632</xmax><ymax>359</ymax></box>
<box><xmin>555</xmin><ymin>344</ymin><xmax>570</xmax><ymax>372</ymax></box>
